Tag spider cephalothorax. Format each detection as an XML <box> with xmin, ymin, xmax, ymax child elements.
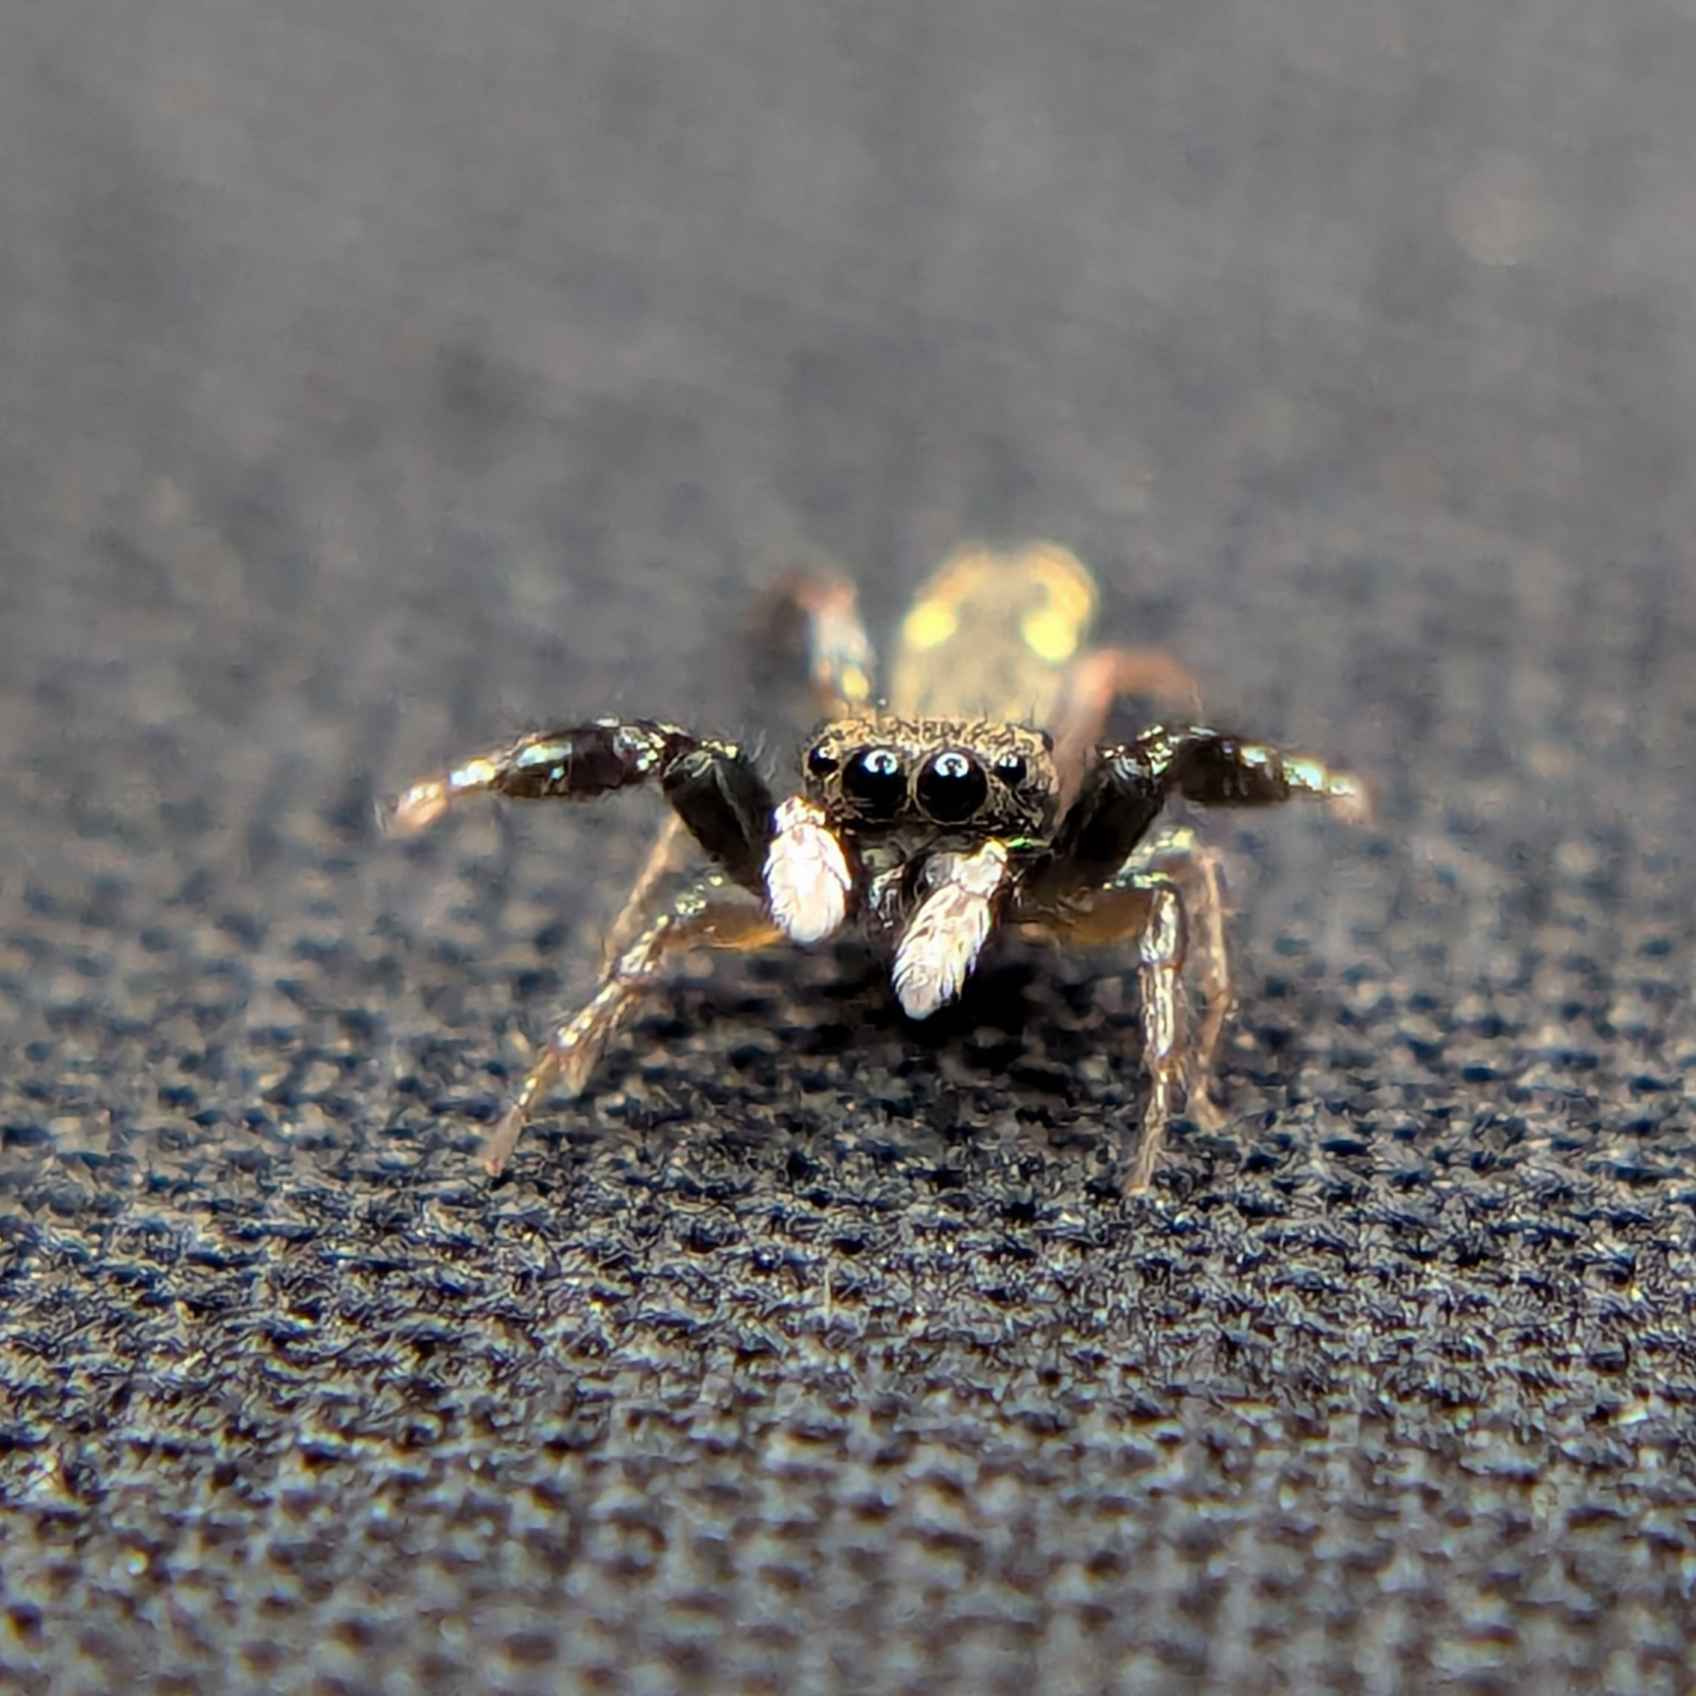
<box><xmin>389</xmin><ymin>544</ymin><xmax>1367</xmax><ymax>1192</ymax></box>
<box><xmin>765</xmin><ymin>718</ymin><xmax>1060</xmax><ymax>984</ymax></box>
<box><xmin>801</xmin><ymin>719</ymin><xmax>1058</xmax><ymax>835</ymax></box>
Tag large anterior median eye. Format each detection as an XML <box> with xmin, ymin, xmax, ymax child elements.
<box><xmin>917</xmin><ymin>749</ymin><xmax>988</xmax><ymax>823</ymax></box>
<box><xmin>843</xmin><ymin>746</ymin><xmax>906</xmax><ymax>818</ymax></box>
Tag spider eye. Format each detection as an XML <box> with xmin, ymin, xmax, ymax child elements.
<box><xmin>994</xmin><ymin>752</ymin><xmax>1027</xmax><ymax>786</ymax></box>
<box><xmin>807</xmin><ymin>744</ymin><xmax>839</xmax><ymax>778</ymax></box>
<box><xmin>843</xmin><ymin>746</ymin><xmax>906</xmax><ymax>818</ymax></box>
<box><xmin>917</xmin><ymin>749</ymin><xmax>988</xmax><ymax>824</ymax></box>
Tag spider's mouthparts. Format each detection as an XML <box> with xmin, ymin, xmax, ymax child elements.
<box><xmin>891</xmin><ymin>841</ymin><xmax>1009</xmax><ymax>1019</ymax></box>
<box><xmin>765</xmin><ymin>796</ymin><xmax>851</xmax><ymax>944</ymax></box>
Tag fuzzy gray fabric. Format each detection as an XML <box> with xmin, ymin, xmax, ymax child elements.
<box><xmin>3</xmin><ymin>3</ymin><xmax>1694</xmax><ymax>1692</ymax></box>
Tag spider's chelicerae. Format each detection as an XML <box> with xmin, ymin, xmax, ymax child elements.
<box><xmin>389</xmin><ymin>544</ymin><xmax>1368</xmax><ymax>1192</ymax></box>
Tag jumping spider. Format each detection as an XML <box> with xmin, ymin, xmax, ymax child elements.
<box><xmin>388</xmin><ymin>544</ymin><xmax>1368</xmax><ymax>1192</ymax></box>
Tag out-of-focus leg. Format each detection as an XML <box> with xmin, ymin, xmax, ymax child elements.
<box><xmin>767</xmin><ymin>569</ymin><xmax>878</xmax><ymax>716</ymax></box>
<box><xmin>1049</xmin><ymin>647</ymin><xmax>1205</xmax><ymax>809</ymax></box>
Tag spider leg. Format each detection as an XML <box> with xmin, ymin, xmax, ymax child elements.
<box><xmin>1016</xmin><ymin>867</ymin><xmax>1194</xmax><ymax>1194</ymax></box>
<box><xmin>479</xmin><ymin>872</ymin><xmax>783</xmax><ymax>1175</ymax></box>
<box><xmin>386</xmin><ymin>718</ymin><xmax>777</xmax><ymax>892</ymax></box>
<box><xmin>611</xmin><ymin>569</ymin><xmax>874</xmax><ymax>961</ymax></box>
<box><xmin>1037</xmin><ymin>722</ymin><xmax>1369</xmax><ymax>898</ymax></box>
<box><xmin>1124</xmin><ymin>873</ymin><xmax>1187</xmax><ymax>1193</ymax></box>
<box><xmin>1049</xmin><ymin>646</ymin><xmax>1205</xmax><ymax>810</ymax></box>
<box><xmin>891</xmin><ymin>840</ymin><xmax>1015</xmax><ymax>1019</ymax></box>
<box><xmin>767</xmin><ymin>569</ymin><xmax>878</xmax><ymax>717</ymax></box>
<box><xmin>1130</xmin><ymin>826</ymin><xmax>1232</xmax><ymax>1126</ymax></box>
<box><xmin>600</xmin><ymin>814</ymin><xmax>694</xmax><ymax>967</ymax></box>
<box><xmin>1019</xmin><ymin>723</ymin><xmax>1367</xmax><ymax>1193</ymax></box>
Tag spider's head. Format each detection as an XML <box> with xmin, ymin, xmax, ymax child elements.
<box><xmin>764</xmin><ymin>715</ymin><xmax>1060</xmax><ymax>950</ymax></box>
<box><xmin>799</xmin><ymin>716</ymin><xmax>1059</xmax><ymax>845</ymax></box>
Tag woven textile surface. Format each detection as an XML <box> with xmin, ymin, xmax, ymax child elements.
<box><xmin>3</xmin><ymin>3</ymin><xmax>1695</xmax><ymax>1691</ymax></box>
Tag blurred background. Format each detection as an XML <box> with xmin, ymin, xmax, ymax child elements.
<box><xmin>3</xmin><ymin>0</ymin><xmax>1695</xmax><ymax>1690</ymax></box>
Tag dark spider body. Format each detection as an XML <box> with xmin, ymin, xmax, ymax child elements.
<box><xmin>794</xmin><ymin>717</ymin><xmax>1058</xmax><ymax>935</ymax></box>
<box><xmin>389</xmin><ymin>545</ymin><xmax>1367</xmax><ymax>1192</ymax></box>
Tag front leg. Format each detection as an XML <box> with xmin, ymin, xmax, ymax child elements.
<box><xmin>1047</xmin><ymin>647</ymin><xmax>1204</xmax><ymax>811</ymax></box>
<box><xmin>604</xmin><ymin>572</ymin><xmax>876</xmax><ymax>961</ymax></box>
<box><xmin>1038</xmin><ymin>723</ymin><xmax>1369</xmax><ymax>896</ymax></box>
<box><xmin>1130</xmin><ymin>725</ymin><xmax>1370</xmax><ymax>819</ymax></box>
<box><xmin>388</xmin><ymin>718</ymin><xmax>777</xmax><ymax>891</ymax></box>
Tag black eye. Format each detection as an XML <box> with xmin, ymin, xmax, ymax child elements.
<box><xmin>843</xmin><ymin>746</ymin><xmax>906</xmax><ymax>818</ymax></box>
<box><xmin>917</xmin><ymin>750</ymin><xmax>988</xmax><ymax>824</ymax></box>
<box><xmin>994</xmin><ymin>752</ymin><xmax>1027</xmax><ymax>786</ymax></box>
<box><xmin>807</xmin><ymin>744</ymin><xmax>839</xmax><ymax>777</ymax></box>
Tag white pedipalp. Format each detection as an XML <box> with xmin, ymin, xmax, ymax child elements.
<box><xmin>764</xmin><ymin>796</ymin><xmax>853</xmax><ymax>944</ymax></box>
<box><xmin>891</xmin><ymin>840</ymin><xmax>1011</xmax><ymax>1020</ymax></box>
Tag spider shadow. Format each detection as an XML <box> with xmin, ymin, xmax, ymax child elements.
<box><xmin>774</xmin><ymin>933</ymin><xmax>1114</xmax><ymax>1092</ymax></box>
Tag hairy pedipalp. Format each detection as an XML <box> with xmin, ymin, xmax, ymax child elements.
<box><xmin>891</xmin><ymin>840</ymin><xmax>1011</xmax><ymax>1019</ymax></box>
<box><xmin>764</xmin><ymin>795</ymin><xmax>853</xmax><ymax>944</ymax></box>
